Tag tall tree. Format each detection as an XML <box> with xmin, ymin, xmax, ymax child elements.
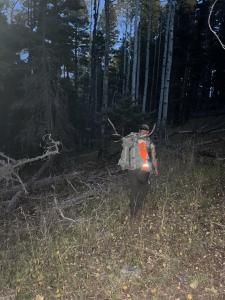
<box><xmin>102</xmin><ymin>0</ymin><xmax>110</xmax><ymax>112</ymax></box>
<box><xmin>89</xmin><ymin>0</ymin><xmax>100</xmax><ymax>113</ymax></box>
<box><xmin>157</xmin><ymin>0</ymin><xmax>176</xmax><ymax>127</ymax></box>
<box><xmin>142</xmin><ymin>0</ymin><xmax>152</xmax><ymax>113</ymax></box>
<box><xmin>131</xmin><ymin>0</ymin><xmax>140</xmax><ymax>104</ymax></box>
<box><xmin>161</xmin><ymin>0</ymin><xmax>176</xmax><ymax>126</ymax></box>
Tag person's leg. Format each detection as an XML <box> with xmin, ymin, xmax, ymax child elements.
<box><xmin>134</xmin><ymin>170</ymin><xmax>149</xmax><ymax>213</ymax></box>
<box><xmin>128</xmin><ymin>170</ymin><xmax>149</xmax><ymax>216</ymax></box>
<box><xmin>128</xmin><ymin>170</ymin><xmax>139</xmax><ymax>216</ymax></box>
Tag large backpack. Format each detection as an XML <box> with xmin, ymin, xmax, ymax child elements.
<box><xmin>118</xmin><ymin>133</ymin><xmax>152</xmax><ymax>171</ymax></box>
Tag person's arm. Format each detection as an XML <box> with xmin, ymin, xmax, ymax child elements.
<box><xmin>150</xmin><ymin>142</ymin><xmax>159</xmax><ymax>175</ymax></box>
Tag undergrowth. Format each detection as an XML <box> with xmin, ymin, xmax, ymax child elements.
<box><xmin>0</xmin><ymin>151</ymin><xmax>225</xmax><ymax>300</ymax></box>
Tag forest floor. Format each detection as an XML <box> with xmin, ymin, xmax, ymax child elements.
<box><xmin>0</xmin><ymin>116</ymin><xmax>225</xmax><ymax>300</ymax></box>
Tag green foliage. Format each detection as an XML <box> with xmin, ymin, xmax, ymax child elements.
<box><xmin>0</xmin><ymin>0</ymin><xmax>90</xmax><ymax>154</ymax></box>
<box><xmin>98</xmin><ymin>0</ymin><xmax>118</xmax><ymax>48</ymax></box>
<box><xmin>0</xmin><ymin>0</ymin><xmax>225</xmax><ymax>154</ymax></box>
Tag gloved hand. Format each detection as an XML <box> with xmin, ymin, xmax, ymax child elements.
<box><xmin>153</xmin><ymin>168</ymin><xmax>159</xmax><ymax>175</ymax></box>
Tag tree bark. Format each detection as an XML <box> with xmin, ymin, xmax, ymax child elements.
<box><xmin>142</xmin><ymin>3</ymin><xmax>152</xmax><ymax>113</ymax></box>
<box><xmin>126</xmin><ymin>18</ymin><xmax>133</xmax><ymax>95</ymax></box>
<box><xmin>122</xmin><ymin>10</ymin><xmax>128</xmax><ymax>95</ymax></box>
<box><xmin>157</xmin><ymin>0</ymin><xmax>174</xmax><ymax>126</ymax></box>
<box><xmin>102</xmin><ymin>0</ymin><xmax>110</xmax><ymax>112</ymax></box>
<box><xmin>161</xmin><ymin>0</ymin><xmax>176</xmax><ymax>127</ymax></box>
<box><xmin>40</xmin><ymin>0</ymin><xmax>54</xmax><ymax>133</ymax></box>
<box><xmin>131</xmin><ymin>0</ymin><xmax>140</xmax><ymax>104</ymax></box>
<box><xmin>89</xmin><ymin>0</ymin><xmax>100</xmax><ymax>113</ymax></box>
<box><xmin>152</xmin><ymin>18</ymin><xmax>162</xmax><ymax>112</ymax></box>
<box><xmin>135</xmin><ymin>24</ymin><xmax>141</xmax><ymax>102</ymax></box>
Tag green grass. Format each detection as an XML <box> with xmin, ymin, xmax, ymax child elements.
<box><xmin>0</xmin><ymin>152</ymin><xmax>225</xmax><ymax>299</ymax></box>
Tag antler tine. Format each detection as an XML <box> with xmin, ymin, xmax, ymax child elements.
<box><xmin>149</xmin><ymin>123</ymin><xmax>156</xmax><ymax>136</ymax></box>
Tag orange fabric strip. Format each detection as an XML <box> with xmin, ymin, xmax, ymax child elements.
<box><xmin>138</xmin><ymin>140</ymin><xmax>148</xmax><ymax>161</ymax></box>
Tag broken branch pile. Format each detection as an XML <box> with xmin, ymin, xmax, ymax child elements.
<box><xmin>0</xmin><ymin>135</ymin><xmax>61</xmax><ymax>212</ymax></box>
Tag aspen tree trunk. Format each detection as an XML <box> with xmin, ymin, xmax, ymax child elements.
<box><xmin>102</xmin><ymin>0</ymin><xmax>110</xmax><ymax>112</ymax></box>
<box><xmin>27</xmin><ymin>0</ymin><xmax>31</xmax><ymax>27</ymax></box>
<box><xmin>135</xmin><ymin>24</ymin><xmax>141</xmax><ymax>101</ymax></box>
<box><xmin>126</xmin><ymin>18</ymin><xmax>133</xmax><ymax>95</ymax></box>
<box><xmin>151</xmin><ymin>20</ymin><xmax>162</xmax><ymax>112</ymax></box>
<box><xmin>39</xmin><ymin>0</ymin><xmax>53</xmax><ymax>133</ymax></box>
<box><xmin>88</xmin><ymin>0</ymin><xmax>93</xmax><ymax>81</ymax></box>
<box><xmin>131</xmin><ymin>0</ymin><xmax>140</xmax><ymax>104</ymax></box>
<box><xmin>161</xmin><ymin>0</ymin><xmax>176</xmax><ymax>127</ymax></box>
<box><xmin>149</xmin><ymin>37</ymin><xmax>157</xmax><ymax>110</ymax></box>
<box><xmin>122</xmin><ymin>10</ymin><xmax>128</xmax><ymax>95</ymax></box>
<box><xmin>101</xmin><ymin>0</ymin><xmax>111</xmax><ymax>157</ymax></box>
<box><xmin>89</xmin><ymin>0</ymin><xmax>100</xmax><ymax>113</ymax></box>
<box><xmin>74</xmin><ymin>26</ymin><xmax>78</xmax><ymax>99</ymax></box>
<box><xmin>142</xmin><ymin>3</ymin><xmax>152</xmax><ymax>113</ymax></box>
<box><xmin>157</xmin><ymin>1</ymin><xmax>172</xmax><ymax>125</ymax></box>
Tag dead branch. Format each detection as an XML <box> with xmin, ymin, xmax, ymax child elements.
<box><xmin>208</xmin><ymin>0</ymin><xmax>225</xmax><ymax>50</ymax></box>
<box><xmin>195</xmin><ymin>138</ymin><xmax>223</xmax><ymax>147</ymax></box>
<box><xmin>0</xmin><ymin>159</ymin><xmax>124</xmax><ymax>214</ymax></box>
<box><xmin>54</xmin><ymin>196</ymin><xmax>78</xmax><ymax>223</ymax></box>
<box><xmin>2</xmin><ymin>172</ymin><xmax>79</xmax><ymax>201</ymax></box>
<box><xmin>108</xmin><ymin>118</ymin><xmax>119</xmax><ymax>135</ymax></box>
<box><xmin>196</xmin><ymin>151</ymin><xmax>225</xmax><ymax>161</ymax></box>
<box><xmin>6</xmin><ymin>190</ymin><xmax>24</xmax><ymax>212</ymax></box>
<box><xmin>0</xmin><ymin>134</ymin><xmax>60</xmax><ymax>190</ymax></box>
<box><xmin>13</xmin><ymin>134</ymin><xmax>60</xmax><ymax>168</ymax></box>
<box><xmin>197</xmin><ymin>150</ymin><xmax>217</xmax><ymax>158</ymax></box>
<box><xmin>0</xmin><ymin>135</ymin><xmax>60</xmax><ymax>212</ymax></box>
<box><xmin>169</xmin><ymin>126</ymin><xmax>225</xmax><ymax>137</ymax></box>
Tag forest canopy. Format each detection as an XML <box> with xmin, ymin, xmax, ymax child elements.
<box><xmin>0</xmin><ymin>0</ymin><xmax>225</xmax><ymax>156</ymax></box>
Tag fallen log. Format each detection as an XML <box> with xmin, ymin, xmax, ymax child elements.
<box><xmin>169</xmin><ymin>125</ymin><xmax>225</xmax><ymax>137</ymax></box>
<box><xmin>1</xmin><ymin>172</ymin><xmax>80</xmax><ymax>210</ymax></box>
<box><xmin>195</xmin><ymin>138</ymin><xmax>223</xmax><ymax>147</ymax></box>
<box><xmin>2</xmin><ymin>167</ymin><xmax>124</xmax><ymax>212</ymax></box>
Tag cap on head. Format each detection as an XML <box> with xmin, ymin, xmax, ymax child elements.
<box><xmin>139</xmin><ymin>124</ymin><xmax>150</xmax><ymax>131</ymax></box>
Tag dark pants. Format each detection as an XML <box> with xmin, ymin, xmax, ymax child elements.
<box><xmin>127</xmin><ymin>169</ymin><xmax>150</xmax><ymax>216</ymax></box>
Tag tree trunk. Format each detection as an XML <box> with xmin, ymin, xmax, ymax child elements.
<box><xmin>157</xmin><ymin>1</ymin><xmax>173</xmax><ymax>125</ymax></box>
<box><xmin>122</xmin><ymin>10</ymin><xmax>128</xmax><ymax>95</ymax></box>
<box><xmin>126</xmin><ymin>18</ymin><xmax>133</xmax><ymax>95</ymax></box>
<box><xmin>161</xmin><ymin>0</ymin><xmax>176</xmax><ymax>127</ymax></box>
<box><xmin>131</xmin><ymin>0</ymin><xmax>140</xmax><ymax>104</ymax></box>
<box><xmin>135</xmin><ymin>24</ymin><xmax>141</xmax><ymax>102</ymax></box>
<box><xmin>152</xmin><ymin>18</ymin><xmax>162</xmax><ymax>112</ymax></box>
<box><xmin>40</xmin><ymin>0</ymin><xmax>54</xmax><ymax>133</ymax></box>
<box><xmin>149</xmin><ymin>37</ymin><xmax>157</xmax><ymax>111</ymax></box>
<box><xmin>102</xmin><ymin>0</ymin><xmax>110</xmax><ymax>112</ymax></box>
<box><xmin>74</xmin><ymin>26</ymin><xmax>78</xmax><ymax>99</ymax></box>
<box><xmin>89</xmin><ymin>0</ymin><xmax>100</xmax><ymax>114</ymax></box>
<box><xmin>142</xmin><ymin>3</ymin><xmax>152</xmax><ymax>113</ymax></box>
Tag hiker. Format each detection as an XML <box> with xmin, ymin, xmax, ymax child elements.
<box><xmin>115</xmin><ymin>124</ymin><xmax>158</xmax><ymax>216</ymax></box>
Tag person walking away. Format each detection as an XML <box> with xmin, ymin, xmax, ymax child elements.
<box><xmin>117</xmin><ymin>124</ymin><xmax>158</xmax><ymax>217</ymax></box>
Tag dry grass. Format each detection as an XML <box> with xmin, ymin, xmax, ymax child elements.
<box><xmin>0</xmin><ymin>147</ymin><xmax>225</xmax><ymax>300</ymax></box>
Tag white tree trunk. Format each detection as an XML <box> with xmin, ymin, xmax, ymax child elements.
<box><xmin>157</xmin><ymin>0</ymin><xmax>173</xmax><ymax>125</ymax></box>
<box><xmin>135</xmin><ymin>24</ymin><xmax>141</xmax><ymax>101</ymax></box>
<box><xmin>152</xmin><ymin>20</ymin><xmax>162</xmax><ymax>112</ymax></box>
<box><xmin>161</xmin><ymin>0</ymin><xmax>176</xmax><ymax>126</ymax></box>
<box><xmin>131</xmin><ymin>0</ymin><xmax>140</xmax><ymax>104</ymax></box>
<box><xmin>122</xmin><ymin>10</ymin><xmax>128</xmax><ymax>95</ymax></box>
<box><xmin>126</xmin><ymin>18</ymin><xmax>133</xmax><ymax>95</ymax></box>
<box><xmin>102</xmin><ymin>0</ymin><xmax>110</xmax><ymax>112</ymax></box>
<box><xmin>142</xmin><ymin>4</ymin><xmax>151</xmax><ymax>113</ymax></box>
<box><xmin>89</xmin><ymin>0</ymin><xmax>100</xmax><ymax>113</ymax></box>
